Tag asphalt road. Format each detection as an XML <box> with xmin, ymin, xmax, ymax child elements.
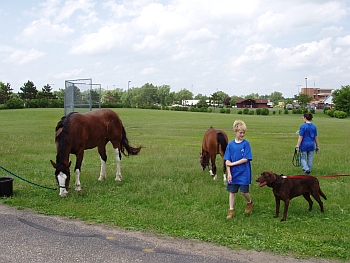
<box><xmin>0</xmin><ymin>204</ymin><xmax>339</xmax><ymax>263</ymax></box>
<box><xmin>0</xmin><ymin>204</ymin><xmax>240</xmax><ymax>263</ymax></box>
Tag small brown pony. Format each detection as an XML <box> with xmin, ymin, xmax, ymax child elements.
<box><xmin>200</xmin><ymin>127</ymin><xmax>228</xmax><ymax>182</ymax></box>
<box><xmin>50</xmin><ymin>109</ymin><xmax>142</xmax><ymax>197</ymax></box>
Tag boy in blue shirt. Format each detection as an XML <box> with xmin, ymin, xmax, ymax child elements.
<box><xmin>224</xmin><ymin>120</ymin><xmax>253</xmax><ymax>219</ymax></box>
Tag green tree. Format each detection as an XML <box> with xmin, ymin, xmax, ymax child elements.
<box><xmin>269</xmin><ymin>91</ymin><xmax>284</xmax><ymax>106</ymax></box>
<box><xmin>177</xmin><ymin>89</ymin><xmax>193</xmax><ymax>105</ymax></box>
<box><xmin>19</xmin><ymin>80</ymin><xmax>38</xmax><ymax>103</ymax></box>
<box><xmin>0</xmin><ymin>82</ymin><xmax>13</xmax><ymax>104</ymax></box>
<box><xmin>53</xmin><ymin>89</ymin><xmax>65</xmax><ymax>100</ymax></box>
<box><xmin>333</xmin><ymin>85</ymin><xmax>350</xmax><ymax>116</ymax></box>
<box><xmin>296</xmin><ymin>93</ymin><xmax>312</xmax><ymax>107</ymax></box>
<box><xmin>209</xmin><ymin>92</ymin><xmax>220</xmax><ymax>107</ymax></box>
<box><xmin>222</xmin><ymin>97</ymin><xmax>231</xmax><ymax>107</ymax></box>
<box><xmin>91</xmin><ymin>89</ymin><xmax>100</xmax><ymax>103</ymax></box>
<box><xmin>244</xmin><ymin>93</ymin><xmax>260</xmax><ymax>99</ymax></box>
<box><xmin>104</xmin><ymin>91</ymin><xmax>116</xmax><ymax>103</ymax></box>
<box><xmin>196</xmin><ymin>97</ymin><xmax>209</xmax><ymax>108</ymax></box>
<box><xmin>139</xmin><ymin>83</ymin><xmax>158</xmax><ymax>105</ymax></box>
<box><xmin>157</xmin><ymin>85</ymin><xmax>171</xmax><ymax>106</ymax></box>
<box><xmin>166</xmin><ymin>91</ymin><xmax>176</xmax><ymax>105</ymax></box>
<box><xmin>194</xmin><ymin>93</ymin><xmax>208</xmax><ymax>100</ymax></box>
<box><xmin>37</xmin><ymin>84</ymin><xmax>54</xmax><ymax>99</ymax></box>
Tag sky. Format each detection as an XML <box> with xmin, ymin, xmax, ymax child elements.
<box><xmin>1</xmin><ymin>0</ymin><xmax>350</xmax><ymax>98</ymax></box>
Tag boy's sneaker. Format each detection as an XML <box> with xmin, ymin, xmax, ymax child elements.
<box><xmin>245</xmin><ymin>201</ymin><xmax>254</xmax><ymax>214</ymax></box>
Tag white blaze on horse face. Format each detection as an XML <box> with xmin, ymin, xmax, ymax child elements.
<box><xmin>58</xmin><ymin>172</ymin><xmax>68</xmax><ymax>197</ymax></box>
<box><xmin>114</xmin><ymin>148</ymin><xmax>122</xmax><ymax>181</ymax></box>
<box><xmin>98</xmin><ymin>157</ymin><xmax>107</xmax><ymax>181</ymax></box>
<box><xmin>75</xmin><ymin>169</ymin><xmax>81</xmax><ymax>192</ymax></box>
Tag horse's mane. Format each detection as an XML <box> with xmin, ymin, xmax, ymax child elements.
<box><xmin>55</xmin><ymin>112</ymin><xmax>76</xmax><ymax>163</ymax></box>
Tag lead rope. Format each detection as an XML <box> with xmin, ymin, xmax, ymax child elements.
<box><xmin>0</xmin><ymin>165</ymin><xmax>57</xmax><ymax>191</ymax></box>
<box><xmin>292</xmin><ymin>148</ymin><xmax>301</xmax><ymax>167</ymax></box>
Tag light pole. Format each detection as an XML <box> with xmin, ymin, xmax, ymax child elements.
<box><xmin>296</xmin><ymin>85</ymin><xmax>301</xmax><ymax>94</ymax></box>
<box><xmin>305</xmin><ymin>78</ymin><xmax>308</xmax><ymax>96</ymax></box>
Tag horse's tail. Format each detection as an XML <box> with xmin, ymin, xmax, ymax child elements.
<box><xmin>217</xmin><ymin>133</ymin><xmax>228</xmax><ymax>153</ymax></box>
<box><xmin>120</xmin><ymin>126</ymin><xmax>142</xmax><ymax>156</ymax></box>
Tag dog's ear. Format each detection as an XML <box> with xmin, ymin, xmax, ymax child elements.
<box><xmin>269</xmin><ymin>172</ymin><xmax>278</xmax><ymax>182</ymax></box>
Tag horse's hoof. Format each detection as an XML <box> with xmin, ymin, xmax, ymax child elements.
<box><xmin>115</xmin><ymin>175</ymin><xmax>122</xmax><ymax>181</ymax></box>
<box><xmin>98</xmin><ymin>176</ymin><xmax>106</xmax><ymax>181</ymax></box>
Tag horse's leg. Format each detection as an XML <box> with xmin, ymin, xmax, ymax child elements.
<box><xmin>98</xmin><ymin>145</ymin><xmax>107</xmax><ymax>181</ymax></box>
<box><xmin>211</xmin><ymin>154</ymin><xmax>217</xmax><ymax>180</ymax></box>
<box><xmin>222</xmin><ymin>157</ymin><xmax>227</xmax><ymax>183</ymax></box>
<box><xmin>74</xmin><ymin>150</ymin><xmax>84</xmax><ymax>192</ymax></box>
<box><xmin>114</xmin><ymin>148</ymin><xmax>122</xmax><ymax>181</ymax></box>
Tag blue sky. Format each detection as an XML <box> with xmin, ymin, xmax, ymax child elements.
<box><xmin>1</xmin><ymin>0</ymin><xmax>349</xmax><ymax>98</ymax></box>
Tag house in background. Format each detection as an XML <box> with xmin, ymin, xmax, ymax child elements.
<box><xmin>235</xmin><ymin>98</ymin><xmax>272</xmax><ymax>108</ymax></box>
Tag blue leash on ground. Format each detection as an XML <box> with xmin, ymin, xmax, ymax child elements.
<box><xmin>0</xmin><ymin>165</ymin><xmax>57</xmax><ymax>191</ymax></box>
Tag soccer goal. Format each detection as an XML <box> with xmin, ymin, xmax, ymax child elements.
<box><xmin>64</xmin><ymin>78</ymin><xmax>101</xmax><ymax>115</ymax></box>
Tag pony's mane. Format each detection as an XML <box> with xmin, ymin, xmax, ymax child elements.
<box><xmin>55</xmin><ymin>112</ymin><xmax>76</xmax><ymax>163</ymax></box>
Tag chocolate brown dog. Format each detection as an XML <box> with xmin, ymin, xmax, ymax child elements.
<box><xmin>256</xmin><ymin>170</ymin><xmax>327</xmax><ymax>221</ymax></box>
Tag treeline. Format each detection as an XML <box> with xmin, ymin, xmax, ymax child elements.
<box><xmin>0</xmin><ymin>80</ymin><xmax>290</xmax><ymax>110</ymax></box>
<box><xmin>1</xmin><ymin>80</ymin><xmax>349</xmax><ymax>118</ymax></box>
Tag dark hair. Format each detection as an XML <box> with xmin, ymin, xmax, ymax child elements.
<box><xmin>304</xmin><ymin>113</ymin><xmax>313</xmax><ymax>121</ymax></box>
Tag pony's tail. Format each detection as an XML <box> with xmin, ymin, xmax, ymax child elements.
<box><xmin>217</xmin><ymin>133</ymin><xmax>228</xmax><ymax>153</ymax></box>
<box><xmin>120</xmin><ymin>126</ymin><xmax>142</xmax><ymax>156</ymax></box>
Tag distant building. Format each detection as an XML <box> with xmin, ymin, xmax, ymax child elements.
<box><xmin>181</xmin><ymin>100</ymin><xmax>200</xmax><ymax>106</ymax></box>
<box><xmin>300</xmin><ymin>87</ymin><xmax>333</xmax><ymax>109</ymax></box>
<box><xmin>235</xmin><ymin>98</ymin><xmax>272</xmax><ymax>108</ymax></box>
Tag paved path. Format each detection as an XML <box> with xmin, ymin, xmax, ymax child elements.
<box><xmin>0</xmin><ymin>204</ymin><xmax>339</xmax><ymax>263</ymax></box>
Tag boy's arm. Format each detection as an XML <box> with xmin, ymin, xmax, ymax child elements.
<box><xmin>226</xmin><ymin>163</ymin><xmax>232</xmax><ymax>183</ymax></box>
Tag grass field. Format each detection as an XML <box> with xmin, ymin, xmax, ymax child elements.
<box><xmin>1</xmin><ymin>108</ymin><xmax>350</xmax><ymax>261</ymax></box>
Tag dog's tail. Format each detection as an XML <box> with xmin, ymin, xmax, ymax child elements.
<box><xmin>320</xmin><ymin>189</ymin><xmax>327</xmax><ymax>200</ymax></box>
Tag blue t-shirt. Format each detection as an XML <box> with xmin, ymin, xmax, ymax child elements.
<box><xmin>224</xmin><ymin>139</ymin><xmax>252</xmax><ymax>185</ymax></box>
<box><xmin>299</xmin><ymin>123</ymin><xmax>318</xmax><ymax>151</ymax></box>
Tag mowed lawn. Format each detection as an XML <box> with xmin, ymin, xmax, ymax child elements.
<box><xmin>1</xmin><ymin>108</ymin><xmax>350</xmax><ymax>261</ymax></box>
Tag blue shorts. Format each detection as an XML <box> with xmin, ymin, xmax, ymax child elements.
<box><xmin>226</xmin><ymin>184</ymin><xmax>249</xmax><ymax>193</ymax></box>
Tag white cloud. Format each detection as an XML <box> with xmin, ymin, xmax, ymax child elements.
<box><xmin>319</xmin><ymin>26</ymin><xmax>343</xmax><ymax>38</ymax></box>
<box><xmin>69</xmin><ymin>24</ymin><xmax>128</xmax><ymax>55</ymax></box>
<box><xmin>2</xmin><ymin>0</ymin><xmax>350</xmax><ymax>96</ymax></box>
<box><xmin>56</xmin><ymin>0</ymin><xmax>96</xmax><ymax>23</ymax></box>
<box><xmin>52</xmin><ymin>69</ymin><xmax>84</xmax><ymax>79</ymax></box>
<box><xmin>5</xmin><ymin>49</ymin><xmax>45</xmax><ymax>65</ymax></box>
<box><xmin>140</xmin><ymin>67</ymin><xmax>158</xmax><ymax>75</ymax></box>
<box><xmin>18</xmin><ymin>19</ymin><xmax>74</xmax><ymax>43</ymax></box>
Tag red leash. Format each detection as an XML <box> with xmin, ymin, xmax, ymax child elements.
<box><xmin>282</xmin><ymin>174</ymin><xmax>350</xmax><ymax>179</ymax></box>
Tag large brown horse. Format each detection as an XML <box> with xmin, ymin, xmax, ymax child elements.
<box><xmin>200</xmin><ymin>127</ymin><xmax>228</xmax><ymax>182</ymax></box>
<box><xmin>50</xmin><ymin>109</ymin><xmax>142</xmax><ymax>197</ymax></box>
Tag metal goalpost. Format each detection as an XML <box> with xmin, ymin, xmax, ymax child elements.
<box><xmin>64</xmin><ymin>78</ymin><xmax>101</xmax><ymax>115</ymax></box>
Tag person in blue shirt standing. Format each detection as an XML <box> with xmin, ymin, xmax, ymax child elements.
<box><xmin>224</xmin><ymin>120</ymin><xmax>253</xmax><ymax>219</ymax></box>
<box><xmin>296</xmin><ymin>113</ymin><xmax>320</xmax><ymax>174</ymax></box>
